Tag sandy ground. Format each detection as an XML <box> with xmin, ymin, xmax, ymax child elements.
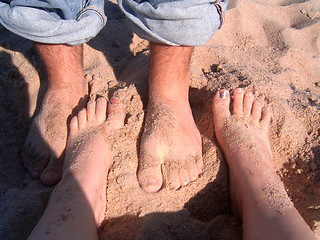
<box><xmin>0</xmin><ymin>0</ymin><xmax>320</xmax><ymax>239</ymax></box>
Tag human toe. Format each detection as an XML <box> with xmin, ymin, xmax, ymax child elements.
<box><xmin>40</xmin><ymin>157</ymin><xmax>63</xmax><ymax>186</ymax></box>
<box><xmin>212</xmin><ymin>90</ymin><xmax>231</xmax><ymax>130</ymax></box>
<box><xmin>243</xmin><ymin>92</ymin><xmax>254</xmax><ymax>117</ymax></box>
<box><xmin>77</xmin><ymin>108</ymin><xmax>88</xmax><ymax>130</ymax></box>
<box><xmin>95</xmin><ymin>97</ymin><xmax>107</xmax><ymax>123</ymax></box>
<box><xmin>105</xmin><ymin>97</ymin><xmax>126</xmax><ymax>131</ymax></box>
<box><xmin>138</xmin><ymin>166</ymin><xmax>163</xmax><ymax>193</ymax></box>
<box><xmin>233</xmin><ymin>88</ymin><xmax>245</xmax><ymax>116</ymax></box>
<box><xmin>86</xmin><ymin>99</ymin><xmax>96</xmax><ymax>122</ymax></box>
<box><xmin>168</xmin><ymin>170</ymin><xmax>181</xmax><ymax>190</ymax></box>
<box><xmin>179</xmin><ymin>169</ymin><xmax>190</xmax><ymax>187</ymax></box>
<box><xmin>251</xmin><ymin>100</ymin><xmax>263</xmax><ymax>124</ymax></box>
<box><xmin>260</xmin><ymin>107</ymin><xmax>272</xmax><ymax>129</ymax></box>
<box><xmin>188</xmin><ymin>165</ymin><xmax>199</xmax><ymax>182</ymax></box>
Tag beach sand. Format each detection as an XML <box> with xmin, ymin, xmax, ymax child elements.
<box><xmin>0</xmin><ymin>0</ymin><xmax>319</xmax><ymax>239</ymax></box>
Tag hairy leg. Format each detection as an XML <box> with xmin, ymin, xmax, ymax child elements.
<box><xmin>138</xmin><ymin>42</ymin><xmax>203</xmax><ymax>193</ymax></box>
<box><xmin>21</xmin><ymin>43</ymin><xmax>87</xmax><ymax>186</ymax></box>
<box><xmin>212</xmin><ymin>88</ymin><xmax>316</xmax><ymax>240</ymax></box>
<box><xmin>27</xmin><ymin>97</ymin><xmax>125</xmax><ymax>240</ymax></box>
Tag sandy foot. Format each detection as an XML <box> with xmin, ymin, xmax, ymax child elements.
<box><xmin>21</xmin><ymin>88</ymin><xmax>87</xmax><ymax>186</ymax></box>
<box><xmin>212</xmin><ymin>88</ymin><xmax>276</xmax><ymax>217</ymax></box>
<box><xmin>21</xmin><ymin>43</ymin><xmax>89</xmax><ymax>186</ymax></box>
<box><xmin>212</xmin><ymin>89</ymin><xmax>316</xmax><ymax>240</ymax></box>
<box><xmin>138</xmin><ymin>97</ymin><xmax>203</xmax><ymax>193</ymax></box>
<box><xmin>27</xmin><ymin>97</ymin><xmax>125</xmax><ymax>240</ymax></box>
<box><xmin>64</xmin><ymin>97</ymin><xmax>125</xmax><ymax>224</ymax></box>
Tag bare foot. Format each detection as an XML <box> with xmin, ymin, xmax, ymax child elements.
<box><xmin>21</xmin><ymin>88</ymin><xmax>86</xmax><ymax>185</ymax></box>
<box><xmin>212</xmin><ymin>88</ymin><xmax>316</xmax><ymax>240</ymax></box>
<box><xmin>28</xmin><ymin>97</ymin><xmax>125</xmax><ymax>240</ymax></box>
<box><xmin>138</xmin><ymin>96</ymin><xmax>203</xmax><ymax>193</ymax></box>
<box><xmin>21</xmin><ymin>43</ymin><xmax>87</xmax><ymax>186</ymax></box>
<box><xmin>63</xmin><ymin>97</ymin><xmax>125</xmax><ymax>224</ymax></box>
<box><xmin>213</xmin><ymin>88</ymin><xmax>274</xmax><ymax>216</ymax></box>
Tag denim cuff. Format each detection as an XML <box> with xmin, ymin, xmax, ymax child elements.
<box><xmin>117</xmin><ymin>0</ymin><xmax>228</xmax><ymax>46</ymax></box>
<box><xmin>0</xmin><ymin>0</ymin><xmax>106</xmax><ymax>45</ymax></box>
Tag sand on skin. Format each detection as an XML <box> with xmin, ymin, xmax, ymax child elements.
<box><xmin>0</xmin><ymin>0</ymin><xmax>320</xmax><ymax>239</ymax></box>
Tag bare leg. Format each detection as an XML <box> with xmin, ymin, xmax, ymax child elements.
<box><xmin>27</xmin><ymin>97</ymin><xmax>125</xmax><ymax>240</ymax></box>
<box><xmin>138</xmin><ymin>42</ymin><xmax>203</xmax><ymax>193</ymax></box>
<box><xmin>21</xmin><ymin>43</ymin><xmax>87</xmax><ymax>186</ymax></box>
<box><xmin>212</xmin><ymin>88</ymin><xmax>316</xmax><ymax>240</ymax></box>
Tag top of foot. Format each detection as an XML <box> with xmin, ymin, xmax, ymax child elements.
<box><xmin>63</xmin><ymin>97</ymin><xmax>125</xmax><ymax>225</ymax></box>
<box><xmin>138</xmin><ymin>97</ymin><xmax>203</xmax><ymax>193</ymax></box>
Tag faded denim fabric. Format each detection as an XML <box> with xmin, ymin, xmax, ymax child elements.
<box><xmin>0</xmin><ymin>0</ymin><xmax>106</xmax><ymax>45</ymax></box>
<box><xmin>0</xmin><ymin>0</ymin><xmax>228</xmax><ymax>46</ymax></box>
<box><xmin>118</xmin><ymin>0</ymin><xmax>228</xmax><ymax>46</ymax></box>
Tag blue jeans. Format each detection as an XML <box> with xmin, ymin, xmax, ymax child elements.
<box><xmin>0</xmin><ymin>0</ymin><xmax>228</xmax><ymax>46</ymax></box>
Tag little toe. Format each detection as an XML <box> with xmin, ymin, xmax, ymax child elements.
<box><xmin>40</xmin><ymin>156</ymin><xmax>63</xmax><ymax>186</ymax></box>
<box><xmin>95</xmin><ymin>97</ymin><xmax>107</xmax><ymax>123</ymax></box>
<box><xmin>77</xmin><ymin>108</ymin><xmax>87</xmax><ymax>130</ymax></box>
<box><xmin>233</xmin><ymin>88</ymin><xmax>245</xmax><ymax>116</ymax></box>
<box><xmin>31</xmin><ymin>154</ymin><xmax>50</xmax><ymax>179</ymax></box>
<box><xmin>212</xmin><ymin>90</ymin><xmax>231</xmax><ymax>130</ymax></box>
<box><xmin>179</xmin><ymin>169</ymin><xmax>190</xmax><ymax>187</ymax></box>
<box><xmin>251</xmin><ymin>100</ymin><xmax>263</xmax><ymax>124</ymax></box>
<box><xmin>86</xmin><ymin>99</ymin><xmax>96</xmax><ymax>122</ymax></box>
<box><xmin>243</xmin><ymin>92</ymin><xmax>254</xmax><ymax>117</ymax></box>
<box><xmin>105</xmin><ymin>98</ymin><xmax>126</xmax><ymax>131</ymax></box>
<box><xmin>137</xmin><ymin>165</ymin><xmax>163</xmax><ymax>193</ymax></box>
<box><xmin>31</xmin><ymin>167</ymin><xmax>42</xmax><ymax>179</ymax></box>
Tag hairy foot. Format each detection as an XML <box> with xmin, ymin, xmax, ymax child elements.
<box><xmin>138</xmin><ymin>97</ymin><xmax>203</xmax><ymax>193</ymax></box>
<box><xmin>63</xmin><ymin>97</ymin><xmax>125</xmax><ymax>224</ymax></box>
<box><xmin>21</xmin><ymin>43</ymin><xmax>88</xmax><ymax>186</ymax></box>
<box><xmin>21</xmin><ymin>88</ymin><xmax>86</xmax><ymax>186</ymax></box>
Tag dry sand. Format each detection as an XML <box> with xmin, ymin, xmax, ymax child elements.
<box><xmin>0</xmin><ymin>0</ymin><xmax>319</xmax><ymax>239</ymax></box>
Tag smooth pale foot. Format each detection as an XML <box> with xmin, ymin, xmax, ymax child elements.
<box><xmin>21</xmin><ymin>88</ymin><xmax>86</xmax><ymax>186</ymax></box>
<box><xmin>213</xmin><ymin>88</ymin><xmax>273</xmax><ymax>217</ymax></box>
<box><xmin>27</xmin><ymin>97</ymin><xmax>125</xmax><ymax>240</ymax></box>
<box><xmin>212</xmin><ymin>88</ymin><xmax>316</xmax><ymax>240</ymax></box>
<box><xmin>138</xmin><ymin>97</ymin><xmax>203</xmax><ymax>193</ymax></box>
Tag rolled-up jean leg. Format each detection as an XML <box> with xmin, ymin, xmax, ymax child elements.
<box><xmin>117</xmin><ymin>0</ymin><xmax>228</xmax><ymax>46</ymax></box>
<box><xmin>0</xmin><ymin>0</ymin><xmax>106</xmax><ymax>45</ymax></box>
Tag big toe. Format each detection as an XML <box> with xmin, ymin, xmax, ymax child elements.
<box><xmin>138</xmin><ymin>166</ymin><xmax>163</xmax><ymax>193</ymax></box>
<box><xmin>212</xmin><ymin>90</ymin><xmax>231</xmax><ymax>130</ymax></box>
<box><xmin>138</xmin><ymin>151</ymin><xmax>163</xmax><ymax>193</ymax></box>
<box><xmin>105</xmin><ymin>97</ymin><xmax>126</xmax><ymax>131</ymax></box>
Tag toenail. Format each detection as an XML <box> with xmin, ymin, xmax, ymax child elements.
<box><xmin>171</xmin><ymin>182</ymin><xmax>180</xmax><ymax>189</ymax></box>
<box><xmin>147</xmin><ymin>179</ymin><xmax>157</xmax><ymax>186</ymax></box>
<box><xmin>110</xmin><ymin>97</ymin><xmax>120</xmax><ymax>105</ymax></box>
<box><xmin>219</xmin><ymin>90</ymin><xmax>228</xmax><ymax>99</ymax></box>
